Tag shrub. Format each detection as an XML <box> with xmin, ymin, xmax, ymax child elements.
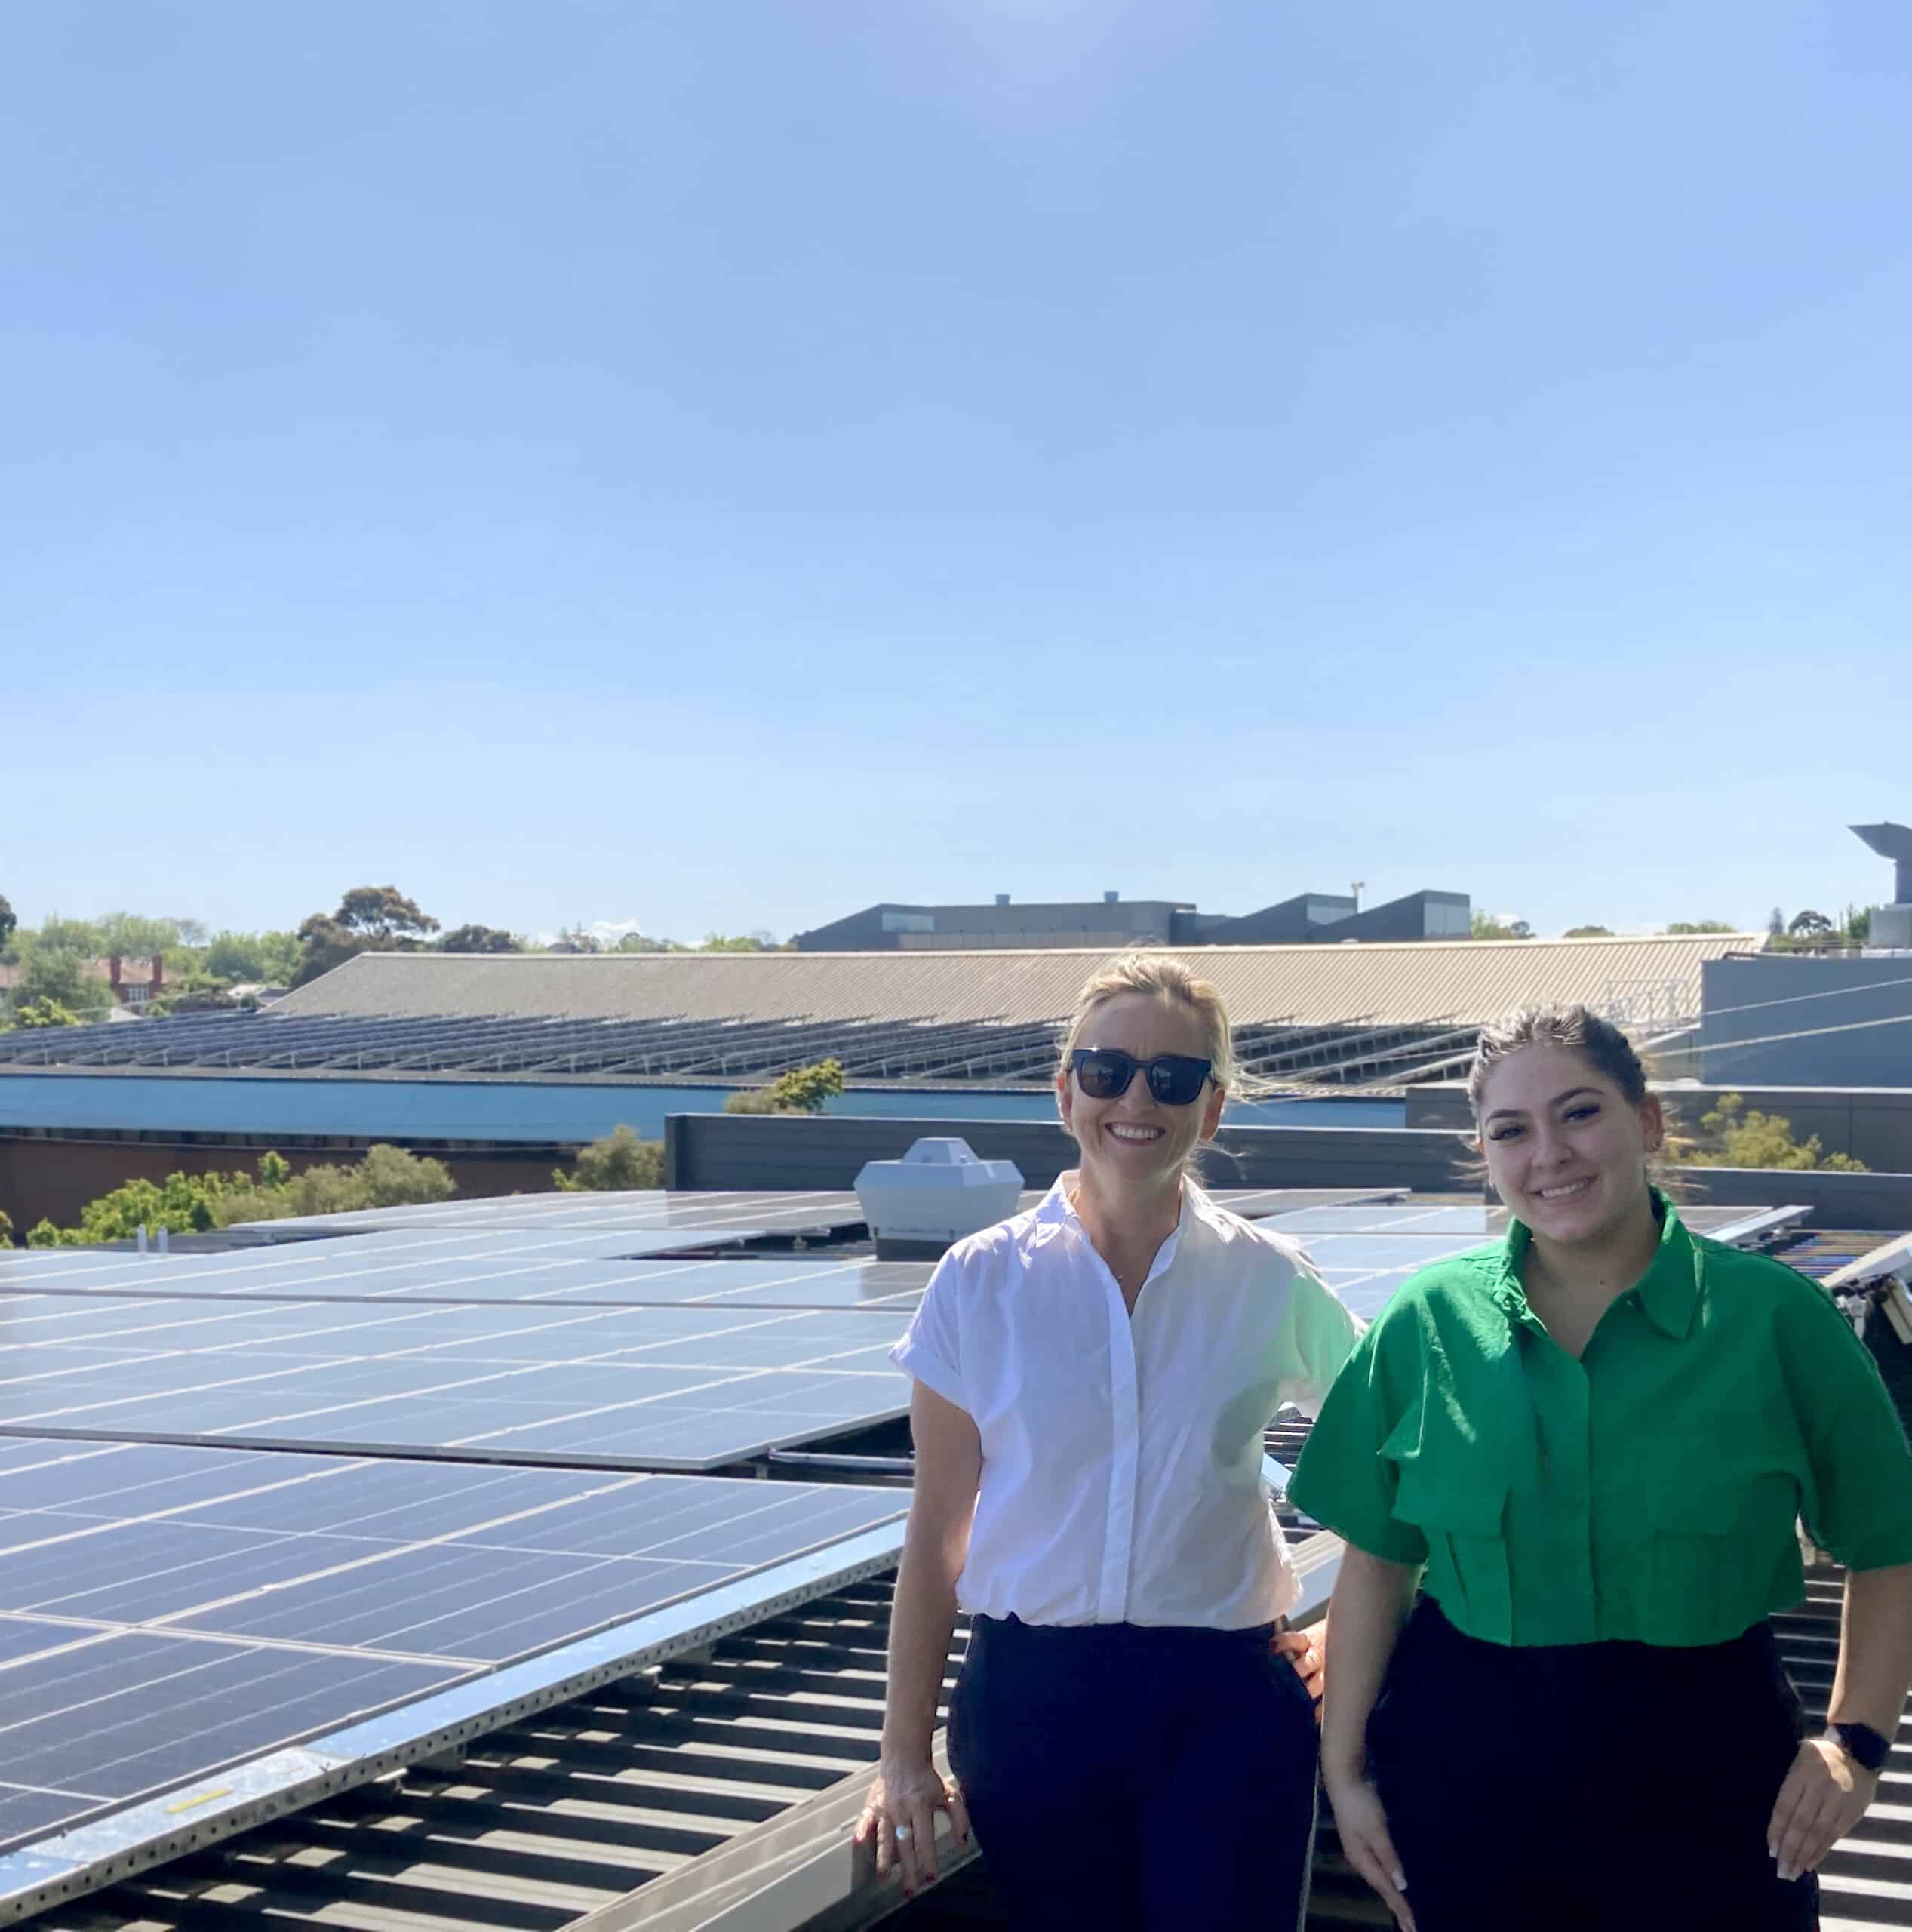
<box><xmin>722</xmin><ymin>1058</ymin><xmax>845</xmax><ymax>1115</ymax></box>
<box><xmin>1676</xmin><ymin>1095</ymin><xmax>1869</xmax><ymax>1174</ymax></box>
<box><xmin>553</xmin><ymin>1124</ymin><xmax>666</xmax><ymax>1192</ymax></box>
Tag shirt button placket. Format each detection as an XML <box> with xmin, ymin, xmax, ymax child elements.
<box><xmin>1098</xmin><ymin>1283</ymin><xmax>1141</xmax><ymax>1623</ymax></box>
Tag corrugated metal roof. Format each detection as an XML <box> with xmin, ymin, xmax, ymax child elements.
<box><xmin>274</xmin><ymin>935</ymin><xmax>1762</xmax><ymax>1033</ymax></box>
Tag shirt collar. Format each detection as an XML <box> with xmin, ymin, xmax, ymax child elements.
<box><xmin>1498</xmin><ymin>1190</ymin><xmax>1702</xmax><ymax>1340</ymax></box>
<box><xmin>1028</xmin><ymin>1171</ymin><xmax>1203</xmax><ymax>1269</ymax></box>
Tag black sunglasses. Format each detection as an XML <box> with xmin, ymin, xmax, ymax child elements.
<box><xmin>1069</xmin><ymin>1048</ymin><xmax>1214</xmax><ymax>1107</ymax></box>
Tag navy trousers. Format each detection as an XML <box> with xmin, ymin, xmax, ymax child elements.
<box><xmin>948</xmin><ymin>1613</ymin><xmax>1320</xmax><ymax>1932</ymax></box>
<box><xmin>1366</xmin><ymin>1597</ymin><xmax>1818</xmax><ymax>1932</ymax></box>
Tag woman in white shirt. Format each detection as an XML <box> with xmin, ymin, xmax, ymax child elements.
<box><xmin>855</xmin><ymin>953</ymin><xmax>1363</xmax><ymax>1929</ymax></box>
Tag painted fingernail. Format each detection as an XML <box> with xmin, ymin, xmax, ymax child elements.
<box><xmin>1393</xmin><ymin>1869</ymin><xmax>1409</xmax><ymax>1889</ymax></box>
<box><xmin>1778</xmin><ymin>1864</ymin><xmax>1797</xmax><ymax>1884</ymax></box>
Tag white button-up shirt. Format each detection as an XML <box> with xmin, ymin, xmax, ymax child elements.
<box><xmin>891</xmin><ymin>1175</ymin><xmax>1362</xmax><ymax>1629</ymax></box>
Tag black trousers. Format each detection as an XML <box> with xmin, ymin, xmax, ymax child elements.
<box><xmin>1366</xmin><ymin>1597</ymin><xmax>1818</xmax><ymax>1932</ymax></box>
<box><xmin>948</xmin><ymin>1613</ymin><xmax>1320</xmax><ymax>1932</ymax></box>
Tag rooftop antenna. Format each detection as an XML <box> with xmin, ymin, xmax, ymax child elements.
<box><xmin>1351</xmin><ymin>881</ymin><xmax>1365</xmax><ymax>912</ymax></box>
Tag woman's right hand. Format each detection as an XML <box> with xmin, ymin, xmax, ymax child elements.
<box><xmin>1324</xmin><ymin>1768</ymin><xmax>1414</xmax><ymax>1930</ymax></box>
<box><xmin>853</xmin><ymin>1754</ymin><xmax>970</xmax><ymax>1897</ymax></box>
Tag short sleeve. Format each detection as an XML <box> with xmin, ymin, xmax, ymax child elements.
<box><xmin>1286</xmin><ymin>1321</ymin><xmax>1430</xmax><ymax>1567</ymax></box>
<box><xmin>890</xmin><ymin>1248</ymin><xmax>969</xmax><ymax>1412</ymax></box>
<box><xmin>1271</xmin><ymin>1251</ymin><xmax>1363</xmax><ymax>1418</ymax></box>
<box><xmin>1780</xmin><ymin>1283</ymin><xmax>1912</xmax><ymax>1571</ymax></box>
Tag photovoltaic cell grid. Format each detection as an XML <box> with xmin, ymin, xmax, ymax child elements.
<box><xmin>240</xmin><ymin>1185</ymin><xmax>1402</xmax><ymax>1240</ymax></box>
<box><xmin>238</xmin><ymin>1188</ymin><xmax>874</xmax><ymax>1240</ymax></box>
<box><xmin>1259</xmin><ymin>1202</ymin><xmax>1806</xmax><ymax>1321</ymax></box>
<box><xmin>0</xmin><ymin>1437</ymin><xmax>905</xmax><ymax>1854</ymax></box>
<box><xmin>0</xmin><ymin>1294</ymin><xmax>916</xmax><ymax>1470</ymax></box>
<box><xmin>0</xmin><ymin>1241</ymin><xmax>934</xmax><ymax>1312</ymax></box>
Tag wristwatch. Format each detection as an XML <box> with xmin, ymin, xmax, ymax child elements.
<box><xmin>1823</xmin><ymin>1722</ymin><xmax>1891</xmax><ymax>1775</ymax></box>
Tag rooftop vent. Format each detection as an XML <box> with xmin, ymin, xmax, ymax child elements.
<box><xmin>995</xmin><ymin>893</ymin><xmax>1010</xmax><ymax>906</ymax></box>
<box><xmin>854</xmin><ymin>1137</ymin><xmax>1024</xmax><ymax>1260</ymax></box>
<box><xmin>1103</xmin><ymin>890</ymin><xmax>1120</xmax><ymax>904</ymax></box>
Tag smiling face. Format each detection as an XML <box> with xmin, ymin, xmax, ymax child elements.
<box><xmin>1056</xmin><ymin>991</ymin><xmax>1226</xmax><ymax>1198</ymax></box>
<box><xmin>1476</xmin><ymin>1041</ymin><xmax>1664</xmax><ymax>1249</ymax></box>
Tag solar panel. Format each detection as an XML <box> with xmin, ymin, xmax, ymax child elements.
<box><xmin>1</xmin><ymin>1244</ymin><xmax>932</xmax><ymax>1312</ymax></box>
<box><xmin>1286</xmin><ymin>1204</ymin><xmax>1806</xmax><ymax>1319</ymax></box>
<box><xmin>1263</xmin><ymin>1203</ymin><xmax>1494</xmax><ymax>1235</ymax></box>
<box><xmin>0</xmin><ymin>1438</ymin><xmax>906</xmax><ymax>1856</ymax></box>
<box><xmin>0</xmin><ymin>1296</ymin><xmax>915</xmax><ymax>1471</ymax></box>
<box><xmin>1010</xmin><ymin>1186</ymin><xmax>1406</xmax><ymax>1220</ymax></box>
<box><xmin>238</xmin><ymin>1189</ymin><xmax>871</xmax><ymax>1240</ymax></box>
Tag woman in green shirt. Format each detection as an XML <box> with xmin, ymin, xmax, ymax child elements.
<box><xmin>1288</xmin><ymin>1004</ymin><xmax>1912</xmax><ymax>1932</ymax></box>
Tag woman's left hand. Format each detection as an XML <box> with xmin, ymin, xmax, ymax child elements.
<box><xmin>1273</xmin><ymin>1620</ymin><xmax>1326</xmax><ymax>1722</ymax></box>
<box><xmin>1766</xmin><ymin>1736</ymin><xmax>1878</xmax><ymax>1882</ymax></box>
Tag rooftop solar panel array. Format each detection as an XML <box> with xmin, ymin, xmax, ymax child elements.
<box><xmin>0</xmin><ymin>1008</ymin><xmax>1073</xmax><ymax>1083</ymax></box>
<box><xmin>0</xmin><ymin>1295</ymin><xmax>915</xmax><ymax>1470</ymax></box>
<box><xmin>2</xmin><ymin>1244</ymin><xmax>933</xmax><ymax>1310</ymax></box>
<box><xmin>0</xmin><ymin>1437</ymin><xmax>905</xmax><ymax>1854</ymax></box>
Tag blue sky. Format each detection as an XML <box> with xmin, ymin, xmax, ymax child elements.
<box><xmin>5</xmin><ymin>1</ymin><xmax>1908</xmax><ymax>943</ymax></box>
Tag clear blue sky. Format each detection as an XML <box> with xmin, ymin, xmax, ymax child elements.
<box><xmin>6</xmin><ymin>1</ymin><xmax>1908</xmax><ymax>943</ymax></box>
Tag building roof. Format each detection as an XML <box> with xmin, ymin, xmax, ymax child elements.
<box><xmin>271</xmin><ymin>933</ymin><xmax>1764</xmax><ymax>1032</ymax></box>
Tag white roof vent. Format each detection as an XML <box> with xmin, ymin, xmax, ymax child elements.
<box><xmin>855</xmin><ymin>1137</ymin><xmax>1024</xmax><ymax>1257</ymax></box>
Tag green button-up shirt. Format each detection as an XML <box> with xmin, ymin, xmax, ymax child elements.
<box><xmin>1288</xmin><ymin>1198</ymin><xmax>1912</xmax><ymax>1647</ymax></box>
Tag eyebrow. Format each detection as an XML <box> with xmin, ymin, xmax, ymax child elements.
<box><xmin>1483</xmin><ymin>1085</ymin><xmax>1603</xmax><ymax>1125</ymax></box>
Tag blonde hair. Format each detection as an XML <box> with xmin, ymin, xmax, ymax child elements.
<box><xmin>1058</xmin><ymin>952</ymin><xmax>1243</xmax><ymax>1093</ymax></box>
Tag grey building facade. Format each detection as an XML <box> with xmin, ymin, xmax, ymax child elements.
<box><xmin>1701</xmin><ymin>953</ymin><xmax>1912</xmax><ymax>1086</ymax></box>
<box><xmin>795</xmin><ymin>888</ymin><xmax>1471</xmax><ymax>952</ymax></box>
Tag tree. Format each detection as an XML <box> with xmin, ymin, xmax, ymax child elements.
<box><xmin>439</xmin><ymin>923</ymin><xmax>521</xmax><ymax>953</ymax></box>
<box><xmin>336</xmin><ymin>886</ymin><xmax>439</xmax><ymax>945</ymax></box>
<box><xmin>207</xmin><ymin>929</ymin><xmax>303</xmax><ymax>984</ymax></box>
<box><xmin>11</xmin><ymin>998</ymin><xmax>80</xmax><ymax>1029</ymax></box>
<box><xmin>553</xmin><ymin>1124</ymin><xmax>666</xmax><ymax>1191</ymax></box>
<box><xmin>1470</xmin><ymin>912</ymin><xmax>1533</xmax><ymax>941</ymax></box>
<box><xmin>1786</xmin><ymin>909</ymin><xmax>1833</xmax><ymax>939</ymax></box>
<box><xmin>1676</xmin><ymin>1094</ymin><xmax>1867</xmax><ymax>1173</ymax></box>
<box><xmin>724</xmin><ymin>1058</ymin><xmax>846</xmax><ymax>1115</ymax></box>
<box><xmin>36</xmin><ymin>1169</ymin><xmax>235</xmax><ymax>1244</ymax></box>
<box><xmin>546</xmin><ymin>924</ymin><xmax>603</xmax><ymax>954</ymax></box>
<box><xmin>36</xmin><ymin>915</ymin><xmax>104</xmax><ymax>955</ymax></box>
<box><xmin>95</xmin><ymin>912</ymin><xmax>183</xmax><ymax>960</ymax></box>
<box><xmin>1768</xmin><ymin>907</ymin><xmax>1786</xmax><ymax>937</ymax></box>
<box><xmin>1563</xmin><ymin>925</ymin><xmax>1614</xmax><ymax>938</ymax></box>
<box><xmin>28</xmin><ymin>1146</ymin><xmax>461</xmax><ymax>1244</ymax></box>
<box><xmin>356</xmin><ymin>1143</ymin><xmax>456</xmax><ymax>1207</ymax></box>
<box><xmin>1665</xmin><ymin>920</ymin><xmax>1738</xmax><ymax>935</ymax></box>
<box><xmin>0</xmin><ymin>1208</ymin><xmax>13</xmax><ymax>1246</ymax></box>
<box><xmin>294</xmin><ymin>885</ymin><xmax>439</xmax><ymax>986</ymax></box>
<box><xmin>699</xmin><ymin>931</ymin><xmax>782</xmax><ymax>952</ymax></box>
<box><xmin>614</xmin><ymin>931</ymin><xmax>684</xmax><ymax>953</ymax></box>
<box><xmin>5</xmin><ymin>934</ymin><xmax>110</xmax><ymax>1020</ymax></box>
<box><xmin>148</xmin><ymin>971</ymin><xmax>235</xmax><ymax>1017</ymax></box>
<box><xmin>1847</xmin><ymin>907</ymin><xmax>1871</xmax><ymax>945</ymax></box>
<box><xmin>0</xmin><ymin>895</ymin><xmax>14</xmax><ymax>954</ymax></box>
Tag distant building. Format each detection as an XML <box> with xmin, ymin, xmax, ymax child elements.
<box><xmin>792</xmin><ymin>888</ymin><xmax>1471</xmax><ymax>952</ymax></box>
<box><xmin>0</xmin><ymin>954</ymin><xmax>164</xmax><ymax>1012</ymax></box>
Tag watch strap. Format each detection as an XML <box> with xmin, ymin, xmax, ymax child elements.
<box><xmin>1824</xmin><ymin>1722</ymin><xmax>1891</xmax><ymax>1775</ymax></box>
